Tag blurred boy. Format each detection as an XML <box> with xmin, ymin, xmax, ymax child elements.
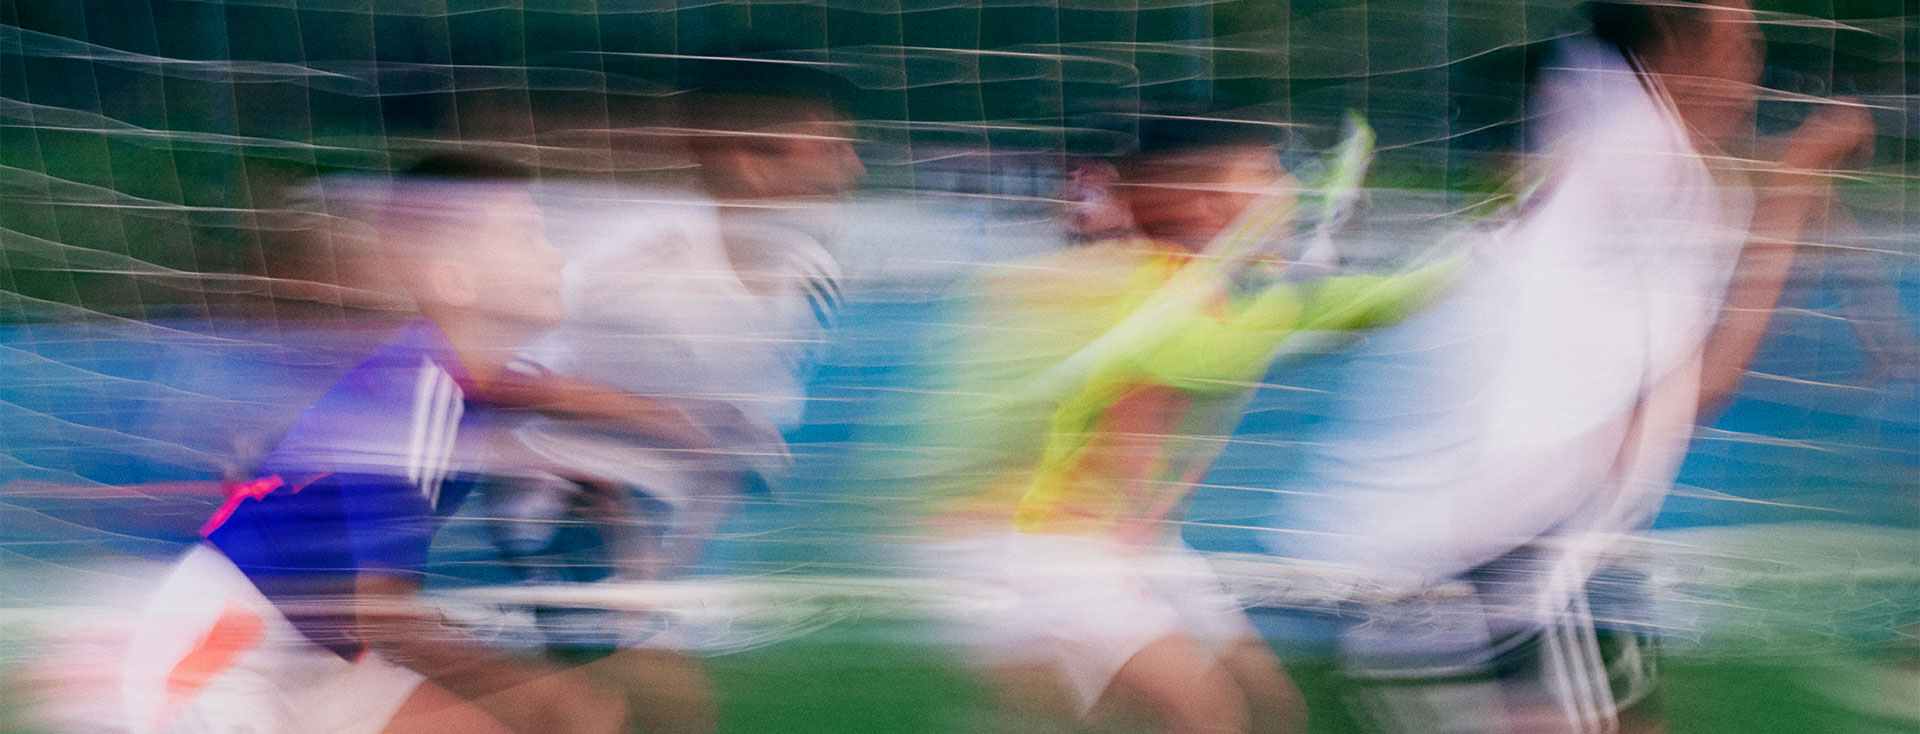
<box><xmin>120</xmin><ymin>155</ymin><xmax>711</xmax><ymax>734</ymax></box>
<box><xmin>481</xmin><ymin>58</ymin><xmax>866</xmax><ymax>734</ymax></box>
<box><xmin>1260</xmin><ymin>1</ymin><xmax>1873</xmax><ymax>731</ymax></box>
<box><xmin>894</xmin><ymin>116</ymin><xmax>1451</xmax><ymax>734</ymax></box>
<box><xmin>681</xmin><ymin>56</ymin><xmax>865</xmax><ymax>432</ymax></box>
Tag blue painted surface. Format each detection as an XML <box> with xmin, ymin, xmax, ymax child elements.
<box><xmin>1</xmin><ymin>261</ymin><xmax>1914</xmax><ymax>571</ymax></box>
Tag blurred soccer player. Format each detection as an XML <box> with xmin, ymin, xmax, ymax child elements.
<box><xmin>479</xmin><ymin>59</ymin><xmax>866</xmax><ymax>734</ymax></box>
<box><xmin>889</xmin><ymin>115</ymin><xmax>1453</xmax><ymax>734</ymax></box>
<box><xmin>1260</xmin><ymin>2</ymin><xmax>1873</xmax><ymax>732</ymax></box>
<box><xmin>118</xmin><ymin>155</ymin><xmax>717</xmax><ymax>734</ymax></box>
<box><xmin>684</xmin><ymin>57</ymin><xmax>865</xmax><ymax>372</ymax></box>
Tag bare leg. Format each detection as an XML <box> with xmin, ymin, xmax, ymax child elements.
<box><xmin>1215</xmin><ymin>638</ymin><xmax>1307</xmax><ymax>734</ymax></box>
<box><xmin>382</xmin><ymin>682</ymin><xmax>512</xmax><ymax>734</ymax></box>
<box><xmin>466</xmin><ymin>669</ymin><xmax>629</xmax><ymax>734</ymax></box>
<box><xmin>1101</xmin><ymin>633</ymin><xmax>1249</xmax><ymax>734</ymax></box>
<box><xmin>580</xmin><ymin>648</ymin><xmax>719</xmax><ymax>734</ymax></box>
<box><xmin>984</xmin><ymin>661</ymin><xmax>1083</xmax><ymax>733</ymax></box>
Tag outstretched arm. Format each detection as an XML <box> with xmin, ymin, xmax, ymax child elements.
<box><xmin>1136</xmin><ymin>257</ymin><xmax>1461</xmax><ymax>387</ymax></box>
<box><xmin>1697</xmin><ymin>103</ymin><xmax>1874</xmax><ymax>421</ymax></box>
<box><xmin>482</xmin><ymin>370</ymin><xmax>745</xmax><ymax>453</ymax></box>
<box><xmin>1294</xmin><ymin>258</ymin><xmax>1461</xmax><ymax>331</ymax></box>
<box><xmin>1015</xmin><ymin>257</ymin><xmax>1457</xmax><ymax>525</ymax></box>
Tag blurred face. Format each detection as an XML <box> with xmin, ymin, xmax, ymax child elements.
<box><xmin>461</xmin><ymin>190</ymin><xmax>566</xmax><ymax>327</ymax></box>
<box><xmin>769</xmin><ymin>114</ymin><xmax>867</xmax><ymax>197</ymax></box>
<box><xmin>1653</xmin><ymin>0</ymin><xmax>1762</xmax><ymax>150</ymax></box>
<box><xmin>401</xmin><ymin>188</ymin><xmax>565</xmax><ymax>330</ymax></box>
<box><xmin>1116</xmin><ymin>145</ymin><xmax>1294</xmax><ymax>250</ymax></box>
<box><xmin>707</xmin><ymin>104</ymin><xmax>866</xmax><ymax>199</ymax></box>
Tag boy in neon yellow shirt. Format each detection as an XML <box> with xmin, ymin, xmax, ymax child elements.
<box><xmin>893</xmin><ymin>116</ymin><xmax>1452</xmax><ymax>734</ymax></box>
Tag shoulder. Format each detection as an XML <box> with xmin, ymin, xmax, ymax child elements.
<box><xmin>351</xmin><ymin>320</ymin><xmax>467</xmax><ymax>385</ymax></box>
<box><xmin>289</xmin><ymin>321</ymin><xmax>466</xmax><ymax>432</ymax></box>
<box><xmin>258</xmin><ymin>320</ymin><xmax>471</xmax><ymax>476</ymax></box>
<box><xmin>540</xmin><ymin>183</ymin><xmax>725</xmax><ymax>268</ymax></box>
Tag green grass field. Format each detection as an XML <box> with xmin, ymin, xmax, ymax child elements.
<box><xmin>699</xmin><ymin>635</ymin><xmax>1917</xmax><ymax>734</ymax></box>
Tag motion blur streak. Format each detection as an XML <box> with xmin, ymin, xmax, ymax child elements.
<box><xmin>1</xmin><ymin>2</ymin><xmax>1913</xmax><ymax>734</ymax></box>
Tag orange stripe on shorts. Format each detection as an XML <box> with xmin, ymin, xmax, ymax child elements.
<box><xmin>156</xmin><ymin>601</ymin><xmax>267</xmax><ymax>729</ymax></box>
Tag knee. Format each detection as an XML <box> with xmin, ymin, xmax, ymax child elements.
<box><xmin>1159</xmin><ymin>684</ymin><xmax>1250</xmax><ymax>734</ymax></box>
<box><xmin>532</xmin><ymin>673</ymin><xmax>629</xmax><ymax>734</ymax></box>
<box><xmin>1240</xmin><ymin>667</ymin><xmax>1308</xmax><ymax>734</ymax></box>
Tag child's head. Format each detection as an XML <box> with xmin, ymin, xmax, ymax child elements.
<box><xmin>1112</xmin><ymin>115</ymin><xmax>1296</xmax><ymax>250</ymax></box>
<box><xmin>680</xmin><ymin>59</ymin><xmax>866</xmax><ymax>200</ymax></box>
<box><xmin>1588</xmin><ymin>0</ymin><xmax>1761</xmax><ymax>149</ymax></box>
<box><xmin>378</xmin><ymin>153</ymin><xmax>565</xmax><ymax>334</ymax></box>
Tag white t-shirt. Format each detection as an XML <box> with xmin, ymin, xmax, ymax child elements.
<box><xmin>1266</xmin><ymin>38</ymin><xmax>1754</xmax><ymax>625</ymax></box>
<box><xmin>715</xmin><ymin>202</ymin><xmax>846</xmax><ymax>431</ymax></box>
<box><xmin>526</xmin><ymin>184</ymin><xmax>840</xmax><ymax>433</ymax></box>
<box><xmin>516</xmin><ymin>184</ymin><xmax>841</xmax><ymax>499</ymax></box>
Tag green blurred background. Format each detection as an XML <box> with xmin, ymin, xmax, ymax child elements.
<box><xmin>1</xmin><ymin>4</ymin><xmax>1915</xmax><ymax>733</ymax></box>
<box><xmin>2</xmin><ymin>0</ymin><xmax>1913</xmax><ymax>319</ymax></box>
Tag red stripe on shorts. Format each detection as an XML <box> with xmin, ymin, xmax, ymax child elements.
<box><xmin>155</xmin><ymin>601</ymin><xmax>267</xmax><ymax>729</ymax></box>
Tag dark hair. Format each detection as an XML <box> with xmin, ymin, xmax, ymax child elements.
<box><xmin>1099</xmin><ymin>113</ymin><xmax>1286</xmax><ymax>184</ymax></box>
<box><xmin>1129</xmin><ymin>113</ymin><xmax>1287</xmax><ymax>160</ymax></box>
<box><xmin>380</xmin><ymin>153</ymin><xmax>536</xmax><ymax>264</ymax></box>
<box><xmin>400</xmin><ymin>152</ymin><xmax>534</xmax><ymax>181</ymax></box>
<box><xmin>1585</xmin><ymin>0</ymin><xmax>1709</xmax><ymax>60</ymax></box>
<box><xmin>684</xmin><ymin>59</ymin><xmax>854</xmax><ymax>112</ymax></box>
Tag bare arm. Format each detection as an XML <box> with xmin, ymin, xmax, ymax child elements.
<box><xmin>484</xmin><ymin>370</ymin><xmax>726</xmax><ymax>452</ymax></box>
<box><xmin>1697</xmin><ymin>103</ymin><xmax>1875</xmax><ymax>421</ymax></box>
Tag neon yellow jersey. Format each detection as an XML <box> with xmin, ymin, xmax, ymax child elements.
<box><xmin>911</xmin><ymin>239</ymin><xmax>1455</xmax><ymax>542</ymax></box>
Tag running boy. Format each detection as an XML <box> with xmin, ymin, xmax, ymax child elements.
<box><xmin>895</xmin><ymin>115</ymin><xmax>1452</xmax><ymax>734</ymax></box>
<box><xmin>120</xmin><ymin>155</ymin><xmax>708</xmax><ymax>734</ymax></box>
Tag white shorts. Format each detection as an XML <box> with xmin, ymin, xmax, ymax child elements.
<box><xmin>1339</xmin><ymin>551</ymin><xmax>1662</xmax><ymax>734</ymax></box>
<box><xmin>121</xmin><ymin>545</ymin><xmax>425</xmax><ymax>734</ymax></box>
<box><xmin>925</xmin><ymin>532</ymin><xmax>1258</xmax><ymax>714</ymax></box>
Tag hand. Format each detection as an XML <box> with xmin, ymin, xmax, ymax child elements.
<box><xmin>1779</xmin><ymin>101</ymin><xmax>1874</xmax><ymax>171</ymax></box>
